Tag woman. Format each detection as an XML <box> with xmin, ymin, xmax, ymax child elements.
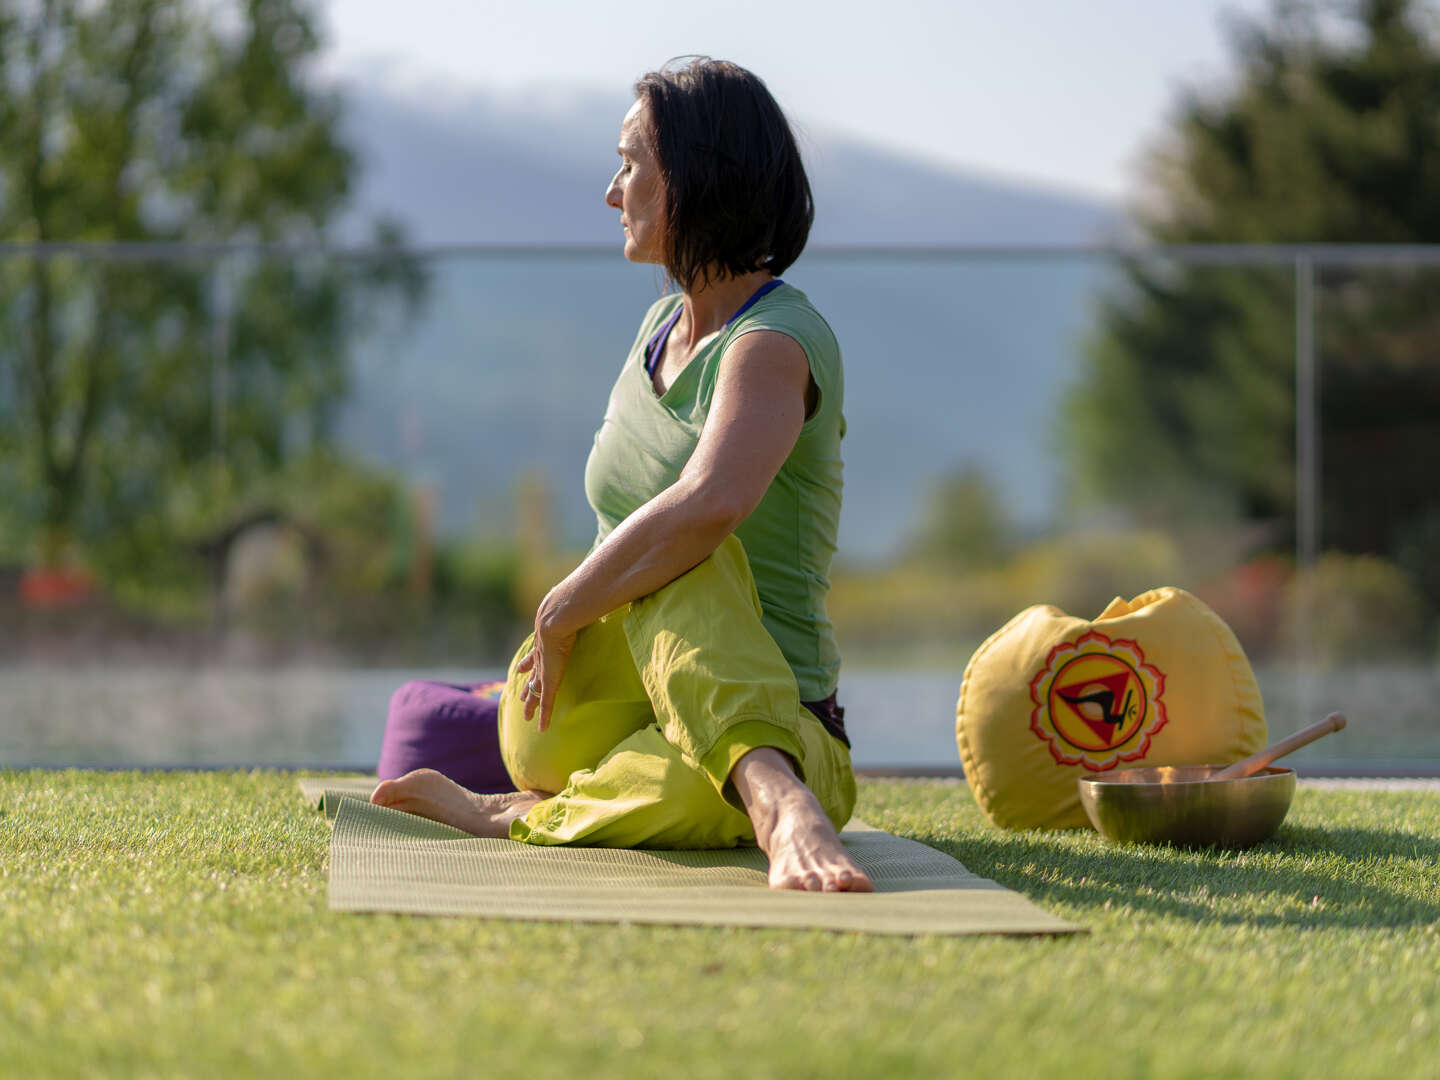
<box><xmin>373</xmin><ymin>58</ymin><xmax>870</xmax><ymax>893</ymax></box>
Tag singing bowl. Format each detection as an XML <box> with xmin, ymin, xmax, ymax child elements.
<box><xmin>1077</xmin><ymin>765</ymin><xmax>1296</xmax><ymax>849</ymax></box>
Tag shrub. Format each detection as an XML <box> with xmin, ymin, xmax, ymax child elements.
<box><xmin>1282</xmin><ymin>553</ymin><xmax>1427</xmax><ymax>663</ymax></box>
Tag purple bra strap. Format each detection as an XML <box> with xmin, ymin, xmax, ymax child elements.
<box><xmin>643</xmin><ymin>303</ymin><xmax>686</xmax><ymax>377</ymax></box>
<box><xmin>644</xmin><ymin>278</ymin><xmax>785</xmax><ymax>377</ymax></box>
<box><xmin>725</xmin><ymin>278</ymin><xmax>784</xmax><ymax>325</ymax></box>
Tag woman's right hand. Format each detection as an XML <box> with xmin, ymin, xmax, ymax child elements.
<box><xmin>516</xmin><ymin>595</ymin><xmax>579</xmax><ymax>734</ymax></box>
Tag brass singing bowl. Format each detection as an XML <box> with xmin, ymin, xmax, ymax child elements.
<box><xmin>1077</xmin><ymin>765</ymin><xmax>1296</xmax><ymax>849</ymax></box>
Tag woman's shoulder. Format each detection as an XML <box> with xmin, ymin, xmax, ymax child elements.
<box><xmin>726</xmin><ymin>283</ymin><xmax>841</xmax><ymax>372</ymax></box>
<box><xmin>743</xmin><ymin>283</ymin><xmax>835</xmax><ymax>331</ymax></box>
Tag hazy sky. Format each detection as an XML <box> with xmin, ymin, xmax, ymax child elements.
<box><xmin>319</xmin><ymin>0</ymin><xmax>1276</xmax><ymax>201</ymax></box>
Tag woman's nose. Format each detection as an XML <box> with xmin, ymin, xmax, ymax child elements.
<box><xmin>605</xmin><ymin>172</ymin><xmax>623</xmax><ymax>208</ymax></box>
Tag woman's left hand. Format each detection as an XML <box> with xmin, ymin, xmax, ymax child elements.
<box><xmin>516</xmin><ymin>597</ymin><xmax>578</xmax><ymax>733</ymax></box>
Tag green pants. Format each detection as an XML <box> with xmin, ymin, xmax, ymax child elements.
<box><xmin>498</xmin><ymin>535</ymin><xmax>856</xmax><ymax>849</ymax></box>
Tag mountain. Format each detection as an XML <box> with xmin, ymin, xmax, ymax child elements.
<box><xmin>329</xmin><ymin>84</ymin><xmax>1121</xmax><ymax>561</ymax></box>
<box><xmin>336</xmin><ymin>84</ymin><xmax>1118</xmax><ymax>246</ymax></box>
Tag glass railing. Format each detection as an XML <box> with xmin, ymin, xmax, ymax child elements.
<box><xmin>2</xmin><ymin>243</ymin><xmax>1436</xmax><ymax>772</ymax></box>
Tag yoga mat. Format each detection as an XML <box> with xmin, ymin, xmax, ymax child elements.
<box><xmin>306</xmin><ymin>782</ymin><xmax>1079</xmax><ymax>936</ymax></box>
<box><xmin>298</xmin><ymin>776</ymin><xmax>378</xmax><ymax>816</ymax></box>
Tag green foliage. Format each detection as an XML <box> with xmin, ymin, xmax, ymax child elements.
<box><xmin>1065</xmin><ymin>0</ymin><xmax>1440</xmax><ymax>620</ymax></box>
<box><xmin>1141</xmin><ymin>0</ymin><xmax>1440</xmax><ymax>245</ymax></box>
<box><xmin>2</xmin><ymin>770</ymin><xmax>1439</xmax><ymax>1078</ymax></box>
<box><xmin>182</xmin><ymin>451</ymin><xmax>524</xmax><ymax>662</ymax></box>
<box><xmin>1284</xmin><ymin>551</ymin><xmax>1427</xmax><ymax>661</ymax></box>
<box><xmin>0</xmin><ymin>0</ymin><xmax>425</xmax><ymax>575</ymax></box>
<box><xmin>1066</xmin><ymin>264</ymin><xmax>1298</xmax><ymax>523</ymax></box>
<box><xmin>906</xmin><ymin>464</ymin><xmax>1011</xmax><ymax>569</ymax></box>
<box><xmin>88</xmin><ymin>446</ymin><xmax>409</xmax><ymax>626</ymax></box>
<box><xmin>831</xmin><ymin>528</ymin><xmax>1185</xmax><ymax>662</ymax></box>
<box><xmin>432</xmin><ymin>539</ymin><xmax>526</xmax><ymax>659</ymax></box>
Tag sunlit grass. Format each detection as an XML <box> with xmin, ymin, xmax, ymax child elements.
<box><xmin>2</xmin><ymin>771</ymin><xmax>1438</xmax><ymax>1078</ymax></box>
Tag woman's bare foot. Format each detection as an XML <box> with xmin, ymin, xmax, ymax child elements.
<box><xmin>730</xmin><ymin>748</ymin><xmax>874</xmax><ymax>892</ymax></box>
<box><xmin>370</xmin><ymin>768</ymin><xmax>544</xmax><ymax>838</ymax></box>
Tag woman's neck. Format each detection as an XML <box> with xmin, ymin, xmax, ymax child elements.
<box><xmin>676</xmin><ymin>268</ymin><xmax>774</xmax><ymax>348</ymax></box>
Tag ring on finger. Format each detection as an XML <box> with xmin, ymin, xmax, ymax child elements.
<box><xmin>526</xmin><ymin>679</ymin><xmax>540</xmax><ymax>698</ymax></box>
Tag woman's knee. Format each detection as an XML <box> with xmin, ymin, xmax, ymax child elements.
<box><xmin>499</xmin><ymin>613</ymin><xmax>653</xmax><ymax>793</ymax></box>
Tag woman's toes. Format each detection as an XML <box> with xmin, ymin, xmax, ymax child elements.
<box><xmin>818</xmin><ymin>864</ymin><xmax>873</xmax><ymax>893</ymax></box>
<box><xmin>772</xmin><ymin>868</ymin><xmax>809</xmax><ymax>890</ymax></box>
<box><xmin>371</xmin><ymin>769</ymin><xmax>447</xmax><ymax>808</ymax></box>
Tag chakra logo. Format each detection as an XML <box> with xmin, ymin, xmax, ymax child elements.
<box><xmin>1028</xmin><ymin>630</ymin><xmax>1167</xmax><ymax>771</ymax></box>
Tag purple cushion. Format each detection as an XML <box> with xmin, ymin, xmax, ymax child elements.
<box><xmin>377</xmin><ymin>679</ymin><xmax>513</xmax><ymax>793</ymax></box>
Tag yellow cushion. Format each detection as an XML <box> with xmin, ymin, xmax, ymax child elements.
<box><xmin>956</xmin><ymin>587</ymin><xmax>1267</xmax><ymax>830</ymax></box>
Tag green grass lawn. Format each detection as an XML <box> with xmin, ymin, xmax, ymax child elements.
<box><xmin>3</xmin><ymin>771</ymin><xmax>1438</xmax><ymax>1079</ymax></box>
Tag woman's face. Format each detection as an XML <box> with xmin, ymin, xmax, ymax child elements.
<box><xmin>605</xmin><ymin>100</ymin><xmax>665</xmax><ymax>265</ymax></box>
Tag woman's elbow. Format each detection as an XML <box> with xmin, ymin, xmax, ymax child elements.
<box><xmin>685</xmin><ymin>485</ymin><xmax>752</xmax><ymax>540</ymax></box>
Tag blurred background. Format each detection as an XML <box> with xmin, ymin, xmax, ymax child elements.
<box><xmin>2</xmin><ymin>0</ymin><xmax>1437</xmax><ymax>771</ymax></box>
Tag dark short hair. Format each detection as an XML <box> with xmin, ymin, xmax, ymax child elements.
<box><xmin>634</xmin><ymin>58</ymin><xmax>813</xmax><ymax>291</ymax></box>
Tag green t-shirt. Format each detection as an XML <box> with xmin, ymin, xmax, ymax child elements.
<box><xmin>583</xmin><ymin>283</ymin><xmax>845</xmax><ymax>700</ymax></box>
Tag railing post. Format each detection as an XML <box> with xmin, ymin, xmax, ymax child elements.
<box><xmin>211</xmin><ymin>257</ymin><xmax>231</xmax><ymax>483</ymax></box>
<box><xmin>1294</xmin><ymin>254</ymin><xmax>1319</xmax><ymax>725</ymax></box>
<box><xmin>209</xmin><ymin>258</ymin><xmax>234</xmax><ymax>644</ymax></box>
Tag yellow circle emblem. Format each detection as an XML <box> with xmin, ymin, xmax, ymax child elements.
<box><xmin>1028</xmin><ymin>630</ymin><xmax>1167</xmax><ymax>771</ymax></box>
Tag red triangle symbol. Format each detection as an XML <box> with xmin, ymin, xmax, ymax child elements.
<box><xmin>1056</xmin><ymin>671</ymin><xmax>1134</xmax><ymax>745</ymax></box>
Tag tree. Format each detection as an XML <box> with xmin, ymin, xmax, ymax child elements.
<box><xmin>1064</xmin><ymin>0</ymin><xmax>1440</xmax><ymax>603</ymax></box>
<box><xmin>0</xmin><ymin>0</ymin><xmax>423</xmax><ymax>581</ymax></box>
<box><xmin>907</xmin><ymin>464</ymin><xmax>1011</xmax><ymax>570</ymax></box>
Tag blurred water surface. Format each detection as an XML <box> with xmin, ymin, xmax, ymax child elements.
<box><xmin>3</xmin><ymin>663</ymin><xmax>1435</xmax><ymax>771</ymax></box>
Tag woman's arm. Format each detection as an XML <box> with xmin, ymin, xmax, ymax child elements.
<box><xmin>519</xmin><ymin>329</ymin><xmax>812</xmax><ymax>730</ymax></box>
